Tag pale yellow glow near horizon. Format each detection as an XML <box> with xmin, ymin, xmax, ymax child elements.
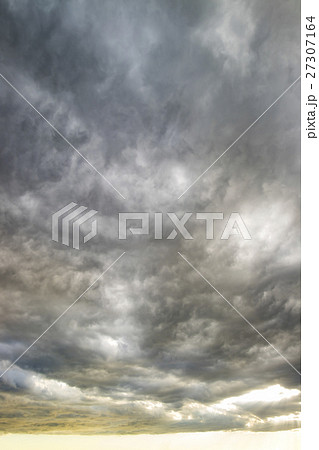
<box><xmin>0</xmin><ymin>431</ymin><xmax>300</xmax><ymax>450</ymax></box>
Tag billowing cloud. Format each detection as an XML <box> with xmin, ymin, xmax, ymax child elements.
<box><xmin>0</xmin><ymin>0</ymin><xmax>300</xmax><ymax>434</ymax></box>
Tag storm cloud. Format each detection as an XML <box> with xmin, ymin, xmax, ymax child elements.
<box><xmin>0</xmin><ymin>0</ymin><xmax>300</xmax><ymax>434</ymax></box>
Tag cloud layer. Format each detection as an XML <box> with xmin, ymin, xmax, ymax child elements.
<box><xmin>0</xmin><ymin>0</ymin><xmax>300</xmax><ymax>434</ymax></box>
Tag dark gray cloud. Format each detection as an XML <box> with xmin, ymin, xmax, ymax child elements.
<box><xmin>0</xmin><ymin>0</ymin><xmax>300</xmax><ymax>434</ymax></box>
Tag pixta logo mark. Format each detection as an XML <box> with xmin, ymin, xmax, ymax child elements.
<box><xmin>52</xmin><ymin>203</ymin><xmax>98</xmax><ymax>249</ymax></box>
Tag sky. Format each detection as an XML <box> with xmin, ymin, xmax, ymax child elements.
<box><xmin>0</xmin><ymin>0</ymin><xmax>300</xmax><ymax>447</ymax></box>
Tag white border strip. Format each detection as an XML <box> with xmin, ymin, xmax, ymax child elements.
<box><xmin>302</xmin><ymin>0</ymin><xmax>319</xmax><ymax>447</ymax></box>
